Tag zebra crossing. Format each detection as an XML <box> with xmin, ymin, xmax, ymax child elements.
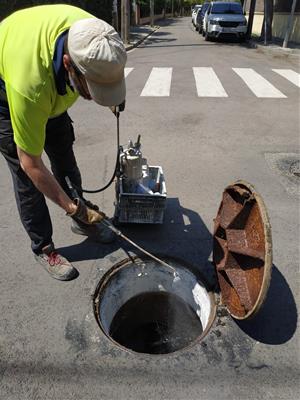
<box><xmin>124</xmin><ymin>67</ymin><xmax>299</xmax><ymax>99</ymax></box>
<box><xmin>141</xmin><ymin>67</ymin><xmax>173</xmax><ymax>97</ymax></box>
<box><xmin>193</xmin><ymin>67</ymin><xmax>228</xmax><ymax>97</ymax></box>
<box><xmin>272</xmin><ymin>69</ymin><xmax>300</xmax><ymax>88</ymax></box>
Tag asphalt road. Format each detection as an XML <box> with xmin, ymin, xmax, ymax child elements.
<box><xmin>0</xmin><ymin>17</ymin><xmax>299</xmax><ymax>400</ymax></box>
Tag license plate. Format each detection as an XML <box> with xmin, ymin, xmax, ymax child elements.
<box><xmin>221</xmin><ymin>28</ymin><xmax>235</xmax><ymax>33</ymax></box>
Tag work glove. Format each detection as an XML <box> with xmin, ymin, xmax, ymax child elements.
<box><xmin>68</xmin><ymin>198</ymin><xmax>106</xmax><ymax>224</ymax></box>
<box><xmin>110</xmin><ymin>100</ymin><xmax>126</xmax><ymax>115</ymax></box>
<box><xmin>83</xmin><ymin>198</ymin><xmax>99</xmax><ymax>211</ymax></box>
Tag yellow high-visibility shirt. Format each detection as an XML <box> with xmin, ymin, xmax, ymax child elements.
<box><xmin>0</xmin><ymin>5</ymin><xmax>94</xmax><ymax>155</ymax></box>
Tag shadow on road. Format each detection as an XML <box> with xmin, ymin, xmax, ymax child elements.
<box><xmin>57</xmin><ymin>197</ymin><xmax>215</xmax><ymax>284</ymax></box>
<box><xmin>57</xmin><ymin>198</ymin><xmax>297</xmax><ymax>345</ymax></box>
<box><xmin>57</xmin><ymin>237</ymin><xmax>120</xmax><ymax>263</ymax></box>
<box><xmin>145</xmin><ymin>18</ymin><xmax>255</xmax><ymax>50</ymax></box>
<box><xmin>120</xmin><ymin>197</ymin><xmax>211</xmax><ymax>246</ymax></box>
<box><xmin>117</xmin><ymin>197</ymin><xmax>215</xmax><ymax>285</ymax></box>
<box><xmin>156</xmin><ymin>18</ymin><xmax>184</xmax><ymax>27</ymax></box>
<box><xmin>140</xmin><ymin>41</ymin><xmax>217</xmax><ymax>48</ymax></box>
<box><xmin>236</xmin><ymin>265</ymin><xmax>298</xmax><ymax>345</ymax></box>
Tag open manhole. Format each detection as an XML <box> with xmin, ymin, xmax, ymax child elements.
<box><xmin>93</xmin><ymin>181</ymin><xmax>272</xmax><ymax>355</ymax></box>
<box><xmin>94</xmin><ymin>257</ymin><xmax>216</xmax><ymax>354</ymax></box>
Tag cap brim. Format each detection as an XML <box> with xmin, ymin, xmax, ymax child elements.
<box><xmin>86</xmin><ymin>78</ymin><xmax>126</xmax><ymax>107</ymax></box>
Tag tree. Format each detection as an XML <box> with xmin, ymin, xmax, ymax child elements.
<box><xmin>246</xmin><ymin>0</ymin><xmax>257</xmax><ymax>39</ymax></box>
<box><xmin>283</xmin><ymin>0</ymin><xmax>298</xmax><ymax>48</ymax></box>
<box><xmin>0</xmin><ymin>1</ymin><xmax>114</xmax><ymax>23</ymax></box>
<box><xmin>261</xmin><ymin>0</ymin><xmax>274</xmax><ymax>43</ymax></box>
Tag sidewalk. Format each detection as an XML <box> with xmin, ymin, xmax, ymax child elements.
<box><xmin>124</xmin><ymin>24</ymin><xmax>160</xmax><ymax>51</ymax></box>
<box><xmin>249</xmin><ymin>37</ymin><xmax>300</xmax><ymax>58</ymax></box>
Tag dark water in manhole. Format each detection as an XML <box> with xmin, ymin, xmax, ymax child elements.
<box><xmin>109</xmin><ymin>291</ymin><xmax>203</xmax><ymax>354</ymax></box>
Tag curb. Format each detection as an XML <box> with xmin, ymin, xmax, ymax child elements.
<box><xmin>125</xmin><ymin>26</ymin><xmax>160</xmax><ymax>51</ymax></box>
<box><xmin>249</xmin><ymin>40</ymin><xmax>300</xmax><ymax>58</ymax></box>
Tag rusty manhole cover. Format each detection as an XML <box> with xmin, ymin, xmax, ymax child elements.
<box><xmin>213</xmin><ymin>181</ymin><xmax>272</xmax><ymax>320</ymax></box>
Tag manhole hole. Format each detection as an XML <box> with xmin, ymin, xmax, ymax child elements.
<box><xmin>93</xmin><ymin>257</ymin><xmax>216</xmax><ymax>355</ymax></box>
<box><xmin>290</xmin><ymin>160</ymin><xmax>300</xmax><ymax>178</ymax></box>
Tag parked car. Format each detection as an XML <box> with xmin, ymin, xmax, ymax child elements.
<box><xmin>195</xmin><ymin>2</ymin><xmax>210</xmax><ymax>33</ymax></box>
<box><xmin>191</xmin><ymin>4</ymin><xmax>202</xmax><ymax>26</ymax></box>
<box><xmin>202</xmin><ymin>1</ymin><xmax>247</xmax><ymax>42</ymax></box>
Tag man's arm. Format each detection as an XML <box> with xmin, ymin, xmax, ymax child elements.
<box><xmin>17</xmin><ymin>146</ymin><xmax>77</xmax><ymax>215</ymax></box>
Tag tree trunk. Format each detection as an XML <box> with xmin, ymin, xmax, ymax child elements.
<box><xmin>283</xmin><ymin>0</ymin><xmax>298</xmax><ymax>48</ymax></box>
<box><xmin>261</xmin><ymin>0</ymin><xmax>274</xmax><ymax>43</ymax></box>
<box><xmin>247</xmin><ymin>0</ymin><xmax>257</xmax><ymax>39</ymax></box>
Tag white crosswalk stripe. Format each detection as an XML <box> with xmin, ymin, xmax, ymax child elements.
<box><xmin>125</xmin><ymin>67</ymin><xmax>295</xmax><ymax>98</ymax></box>
<box><xmin>140</xmin><ymin>67</ymin><xmax>172</xmax><ymax>97</ymax></box>
<box><xmin>124</xmin><ymin>67</ymin><xmax>134</xmax><ymax>78</ymax></box>
<box><xmin>233</xmin><ymin>68</ymin><xmax>287</xmax><ymax>98</ymax></box>
<box><xmin>272</xmin><ymin>69</ymin><xmax>300</xmax><ymax>88</ymax></box>
<box><xmin>193</xmin><ymin>67</ymin><xmax>228</xmax><ymax>97</ymax></box>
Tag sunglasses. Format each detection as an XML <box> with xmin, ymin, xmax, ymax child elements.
<box><xmin>69</xmin><ymin>59</ymin><xmax>91</xmax><ymax>100</ymax></box>
<box><xmin>70</xmin><ymin>60</ymin><xmax>83</xmax><ymax>76</ymax></box>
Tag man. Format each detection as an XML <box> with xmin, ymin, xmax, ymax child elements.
<box><xmin>0</xmin><ymin>4</ymin><xmax>127</xmax><ymax>281</ymax></box>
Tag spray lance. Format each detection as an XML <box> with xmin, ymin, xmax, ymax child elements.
<box><xmin>65</xmin><ymin>108</ymin><xmax>176</xmax><ymax>275</ymax></box>
<box><xmin>65</xmin><ymin>176</ymin><xmax>176</xmax><ymax>274</ymax></box>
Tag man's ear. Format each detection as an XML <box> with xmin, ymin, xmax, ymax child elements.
<box><xmin>63</xmin><ymin>54</ymin><xmax>71</xmax><ymax>72</ymax></box>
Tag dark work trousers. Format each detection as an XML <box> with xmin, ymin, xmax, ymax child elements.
<box><xmin>0</xmin><ymin>104</ymin><xmax>83</xmax><ymax>254</ymax></box>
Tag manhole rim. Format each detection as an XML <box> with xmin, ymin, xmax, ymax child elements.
<box><xmin>93</xmin><ymin>255</ymin><xmax>217</xmax><ymax>356</ymax></box>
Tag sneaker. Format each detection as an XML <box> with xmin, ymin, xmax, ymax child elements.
<box><xmin>34</xmin><ymin>244</ymin><xmax>78</xmax><ymax>281</ymax></box>
<box><xmin>71</xmin><ymin>219</ymin><xmax>116</xmax><ymax>244</ymax></box>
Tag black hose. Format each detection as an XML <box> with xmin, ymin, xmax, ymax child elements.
<box><xmin>66</xmin><ymin>112</ymin><xmax>120</xmax><ymax>194</ymax></box>
<box><xmin>79</xmin><ymin>148</ymin><xmax>120</xmax><ymax>194</ymax></box>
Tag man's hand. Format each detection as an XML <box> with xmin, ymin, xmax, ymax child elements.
<box><xmin>68</xmin><ymin>198</ymin><xmax>106</xmax><ymax>224</ymax></box>
<box><xmin>110</xmin><ymin>100</ymin><xmax>126</xmax><ymax>115</ymax></box>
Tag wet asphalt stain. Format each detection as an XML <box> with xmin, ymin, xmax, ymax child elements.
<box><xmin>107</xmin><ymin>254</ymin><xmax>119</xmax><ymax>264</ymax></box>
<box><xmin>265</xmin><ymin>153</ymin><xmax>300</xmax><ymax>197</ymax></box>
<box><xmin>65</xmin><ymin>319</ymin><xmax>89</xmax><ymax>352</ymax></box>
<box><xmin>200</xmin><ymin>332</ymin><xmax>251</xmax><ymax>369</ymax></box>
<box><xmin>212</xmin><ymin>329</ymin><xmax>222</xmax><ymax>338</ymax></box>
<box><xmin>199</xmin><ymin>311</ymin><xmax>270</xmax><ymax>371</ymax></box>
<box><xmin>246</xmin><ymin>363</ymin><xmax>269</xmax><ymax>370</ymax></box>
<box><xmin>64</xmin><ymin>314</ymin><xmax>122</xmax><ymax>359</ymax></box>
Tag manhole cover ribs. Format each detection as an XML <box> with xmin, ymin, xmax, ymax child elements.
<box><xmin>213</xmin><ymin>183</ymin><xmax>268</xmax><ymax>319</ymax></box>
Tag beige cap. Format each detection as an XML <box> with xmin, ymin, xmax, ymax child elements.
<box><xmin>68</xmin><ymin>18</ymin><xmax>127</xmax><ymax>106</ymax></box>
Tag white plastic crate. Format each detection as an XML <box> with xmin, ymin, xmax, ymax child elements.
<box><xmin>116</xmin><ymin>166</ymin><xmax>167</xmax><ymax>224</ymax></box>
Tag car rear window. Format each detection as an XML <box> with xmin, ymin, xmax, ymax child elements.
<box><xmin>211</xmin><ymin>3</ymin><xmax>243</xmax><ymax>14</ymax></box>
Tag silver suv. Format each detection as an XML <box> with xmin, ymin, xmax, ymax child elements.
<box><xmin>203</xmin><ymin>1</ymin><xmax>247</xmax><ymax>42</ymax></box>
